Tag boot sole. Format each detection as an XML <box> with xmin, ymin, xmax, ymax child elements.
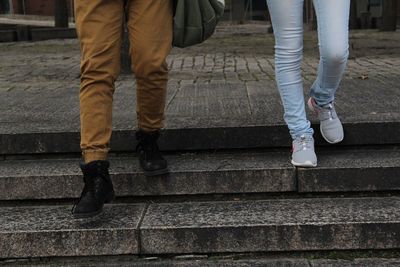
<box><xmin>72</xmin><ymin>191</ymin><xmax>115</xmax><ymax>219</ymax></box>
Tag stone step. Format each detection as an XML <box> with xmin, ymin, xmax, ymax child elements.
<box><xmin>1</xmin><ymin>197</ymin><xmax>400</xmax><ymax>258</ymax></box>
<box><xmin>1</xmin><ymin>120</ymin><xmax>399</xmax><ymax>155</ymax></box>
<box><xmin>0</xmin><ymin>151</ymin><xmax>293</xmax><ymax>201</ymax></box>
<box><xmin>298</xmin><ymin>146</ymin><xmax>400</xmax><ymax>193</ymax></box>
<box><xmin>140</xmin><ymin>197</ymin><xmax>400</xmax><ymax>255</ymax></box>
<box><xmin>1</xmin><ymin>74</ymin><xmax>399</xmax><ymax>156</ymax></box>
<box><xmin>1</xmin><ymin>147</ymin><xmax>400</xmax><ymax>201</ymax></box>
<box><xmin>3</xmin><ymin>257</ymin><xmax>400</xmax><ymax>267</ymax></box>
<box><xmin>0</xmin><ymin>204</ymin><xmax>145</xmax><ymax>259</ymax></box>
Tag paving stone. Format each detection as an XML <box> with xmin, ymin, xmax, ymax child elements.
<box><xmin>298</xmin><ymin>147</ymin><xmax>400</xmax><ymax>192</ymax></box>
<box><xmin>0</xmin><ymin>69</ymin><xmax>399</xmax><ymax>154</ymax></box>
<box><xmin>140</xmin><ymin>197</ymin><xmax>400</xmax><ymax>254</ymax></box>
<box><xmin>0</xmin><ymin>204</ymin><xmax>145</xmax><ymax>258</ymax></box>
<box><xmin>1</xmin><ymin>31</ymin><xmax>400</xmax><ymax>154</ymax></box>
<box><xmin>0</xmin><ymin>151</ymin><xmax>295</xmax><ymax>200</ymax></box>
<box><xmin>0</xmin><ymin>28</ymin><xmax>399</xmax><ymax>150</ymax></box>
<box><xmin>245</xmin><ymin>82</ymin><xmax>283</xmax><ymax>119</ymax></box>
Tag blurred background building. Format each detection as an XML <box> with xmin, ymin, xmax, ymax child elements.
<box><xmin>0</xmin><ymin>0</ymin><xmax>73</xmax><ymax>17</ymax></box>
<box><xmin>0</xmin><ymin>0</ymin><xmax>399</xmax><ymax>30</ymax></box>
<box><xmin>223</xmin><ymin>0</ymin><xmax>399</xmax><ymax>29</ymax></box>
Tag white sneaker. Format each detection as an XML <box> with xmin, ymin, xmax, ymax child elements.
<box><xmin>308</xmin><ymin>97</ymin><xmax>344</xmax><ymax>144</ymax></box>
<box><xmin>291</xmin><ymin>134</ymin><xmax>317</xmax><ymax>168</ymax></box>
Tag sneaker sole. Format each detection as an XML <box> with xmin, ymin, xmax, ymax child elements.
<box><xmin>307</xmin><ymin>98</ymin><xmax>344</xmax><ymax>145</ymax></box>
<box><xmin>291</xmin><ymin>159</ymin><xmax>317</xmax><ymax>168</ymax></box>
<box><xmin>320</xmin><ymin>124</ymin><xmax>344</xmax><ymax>144</ymax></box>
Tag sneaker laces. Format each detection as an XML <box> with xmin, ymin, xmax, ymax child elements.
<box><xmin>293</xmin><ymin>135</ymin><xmax>313</xmax><ymax>152</ymax></box>
<box><xmin>320</xmin><ymin>103</ymin><xmax>337</xmax><ymax>121</ymax></box>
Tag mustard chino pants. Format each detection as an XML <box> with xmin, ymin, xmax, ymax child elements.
<box><xmin>74</xmin><ymin>0</ymin><xmax>173</xmax><ymax>163</ymax></box>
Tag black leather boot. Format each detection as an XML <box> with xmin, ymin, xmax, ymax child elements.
<box><xmin>136</xmin><ymin>130</ymin><xmax>169</xmax><ymax>176</ymax></box>
<box><xmin>72</xmin><ymin>160</ymin><xmax>115</xmax><ymax>218</ymax></box>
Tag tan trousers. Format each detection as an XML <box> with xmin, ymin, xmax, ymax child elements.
<box><xmin>74</xmin><ymin>0</ymin><xmax>173</xmax><ymax>163</ymax></box>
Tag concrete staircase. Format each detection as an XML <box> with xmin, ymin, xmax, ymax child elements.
<box><xmin>1</xmin><ymin>122</ymin><xmax>400</xmax><ymax>266</ymax></box>
<box><xmin>1</xmin><ymin>24</ymin><xmax>400</xmax><ymax>266</ymax></box>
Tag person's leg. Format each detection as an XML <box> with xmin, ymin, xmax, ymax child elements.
<box><xmin>308</xmin><ymin>0</ymin><xmax>350</xmax><ymax>144</ymax></box>
<box><xmin>127</xmin><ymin>0</ymin><xmax>173</xmax><ymax>176</ymax></box>
<box><xmin>77</xmin><ymin>0</ymin><xmax>124</xmax><ymax>163</ymax></box>
<box><xmin>72</xmin><ymin>0</ymin><xmax>123</xmax><ymax>217</ymax></box>
<box><xmin>266</xmin><ymin>0</ymin><xmax>313</xmax><ymax>139</ymax></box>
<box><xmin>127</xmin><ymin>0</ymin><xmax>172</xmax><ymax>132</ymax></box>
<box><xmin>310</xmin><ymin>0</ymin><xmax>350</xmax><ymax>105</ymax></box>
<box><xmin>266</xmin><ymin>0</ymin><xmax>316</xmax><ymax>167</ymax></box>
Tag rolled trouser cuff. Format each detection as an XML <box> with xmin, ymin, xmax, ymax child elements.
<box><xmin>82</xmin><ymin>149</ymin><xmax>109</xmax><ymax>164</ymax></box>
<box><xmin>137</xmin><ymin>112</ymin><xmax>165</xmax><ymax>132</ymax></box>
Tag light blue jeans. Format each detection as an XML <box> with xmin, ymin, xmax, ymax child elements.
<box><xmin>266</xmin><ymin>0</ymin><xmax>350</xmax><ymax>139</ymax></box>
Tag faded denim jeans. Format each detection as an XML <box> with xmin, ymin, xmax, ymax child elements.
<box><xmin>266</xmin><ymin>0</ymin><xmax>350</xmax><ymax>139</ymax></box>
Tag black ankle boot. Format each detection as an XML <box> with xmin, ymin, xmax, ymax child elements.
<box><xmin>136</xmin><ymin>130</ymin><xmax>169</xmax><ymax>176</ymax></box>
<box><xmin>72</xmin><ymin>160</ymin><xmax>114</xmax><ymax>218</ymax></box>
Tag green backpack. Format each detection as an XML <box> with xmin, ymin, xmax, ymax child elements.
<box><xmin>173</xmin><ymin>0</ymin><xmax>225</xmax><ymax>48</ymax></box>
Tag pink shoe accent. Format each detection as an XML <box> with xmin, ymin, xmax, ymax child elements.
<box><xmin>307</xmin><ymin>97</ymin><xmax>319</xmax><ymax>115</ymax></box>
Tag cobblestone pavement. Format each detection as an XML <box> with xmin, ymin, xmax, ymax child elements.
<box><xmin>0</xmin><ymin>24</ymin><xmax>399</xmax><ymax>133</ymax></box>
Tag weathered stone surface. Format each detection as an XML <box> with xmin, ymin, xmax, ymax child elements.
<box><xmin>3</xmin><ymin>257</ymin><xmax>400</xmax><ymax>266</ymax></box>
<box><xmin>1</xmin><ymin>120</ymin><xmax>400</xmax><ymax>154</ymax></box>
<box><xmin>0</xmin><ymin>151</ymin><xmax>295</xmax><ymax>200</ymax></box>
<box><xmin>0</xmin><ymin>32</ymin><xmax>400</xmax><ymax>155</ymax></box>
<box><xmin>0</xmin><ymin>204</ymin><xmax>144</xmax><ymax>258</ymax></box>
<box><xmin>0</xmin><ymin>23</ymin><xmax>399</xmax><ymax>265</ymax></box>
<box><xmin>298</xmin><ymin>147</ymin><xmax>400</xmax><ymax>192</ymax></box>
<box><xmin>140</xmin><ymin>197</ymin><xmax>400</xmax><ymax>254</ymax></box>
<box><xmin>2</xmin><ymin>146</ymin><xmax>400</xmax><ymax>201</ymax></box>
<box><xmin>0</xmin><ymin>258</ymin><xmax>309</xmax><ymax>267</ymax></box>
<box><xmin>310</xmin><ymin>259</ymin><xmax>400</xmax><ymax>267</ymax></box>
<box><xmin>112</xmin><ymin>124</ymin><xmax>291</xmax><ymax>152</ymax></box>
